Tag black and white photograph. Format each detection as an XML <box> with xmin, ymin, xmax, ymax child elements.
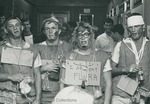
<box><xmin>0</xmin><ymin>0</ymin><xmax>150</xmax><ymax>104</ymax></box>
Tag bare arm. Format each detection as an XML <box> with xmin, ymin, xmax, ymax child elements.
<box><xmin>0</xmin><ymin>73</ymin><xmax>12</xmax><ymax>81</ymax></box>
<box><xmin>33</xmin><ymin>67</ymin><xmax>41</xmax><ymax>103</ymax></box>
<box><xmin>111</xmin><ymin>61</ymin><xmax>129</xmax><ymax>77</ymax></box>
<box><xmin>59</xmin><ymin>67</ymin><xmax>65</xmax><ymax>90</ymax></box>
<box><xmin>103</xmin><ymin>70</ymin><xmax>112</xmax><ymax>104</ymax></box>
<box><xmin>95</xmin><ymin>37</ymin><xmax>101</xmax><ymax>49</ymax></box>
<box><xmin>0</xmin><ymin>73</ymin><xmax>24</xmax><ymax>82</ymax></box>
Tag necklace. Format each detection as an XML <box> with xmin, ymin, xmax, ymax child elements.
<box><xmin>12</xmin><ymin>47</ymin><xmax>23</xmax><ymax>71</ymax></box>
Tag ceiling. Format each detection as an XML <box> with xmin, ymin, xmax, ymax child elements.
<box><xmin>25</xmin><ymin>0</ymin><xmax>111</xmax><ymax>7</ymax></box>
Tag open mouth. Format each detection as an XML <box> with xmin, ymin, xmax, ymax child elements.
<box><xmin>14</xmin><ymin>31</ymin><xmax>19</xmax><ymax>34</ymax></box>
<box><xmin>81</xmin><ymin>41</ymin><xmax>87</xmax><ymax>44</ymax></box>
<box><xmin>132</xmin><ymin>33</ymin><xmax>138</xmax><ymax>36</ymax></box>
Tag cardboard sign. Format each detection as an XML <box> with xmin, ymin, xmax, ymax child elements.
<box><xmin>1</xmin><ymin>47</ymin><xmax>33</xmax><ymax>67</ymax></box>
<box><xmin>64</xmin><ymin>59</ymin><xmax>101</xmax><ymax>86</ymax></box>
<box><xmin>117</xmin><ymin>75</ymin><xmax>139</xmax><ymax>95</ymax></box>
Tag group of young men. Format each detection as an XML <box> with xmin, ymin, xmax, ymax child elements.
<box><xmin>0</xmin><ymin>12</ymin><xmax>149</xmax><ymax>104</ymax></box>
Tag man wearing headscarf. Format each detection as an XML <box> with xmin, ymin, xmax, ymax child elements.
<box><xmin>37</xmin><ymin>14</ymin><xmax>72</xmax><ymax>104</ymax></box>
<box><xmin>111</xmin><ymin>13</ymin><xmax>150</xmax><ymax>104</ymax></box>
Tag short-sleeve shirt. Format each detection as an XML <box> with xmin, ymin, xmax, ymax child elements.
<box><xmin>95</xmin><ymin>32</ymin><xmax>116</xmax><ymax>53</ymax></box>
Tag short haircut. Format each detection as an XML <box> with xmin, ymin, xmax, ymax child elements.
<box><xmin>111</xmin><ymin>24</ymin><xmax>124</xmax><ymax>36</ymax></box>
<box><xmin>21</xmin><ymin>18</ymin><xmax>30</xmax><ymax>23</ymax></box>
<box><xmin>104</xmin><ymin>18</ymin><xmax>114</xmax><ymax>25</ymax></box>
<box><xmin>41</xmin><ymin>18</ymin><xmax>61</xmax><ymax>32</ymax></box>
<box><xmin>4</xmin><ymin>16</ymin><xmax>22</xmax><ymax>28</ymax></box>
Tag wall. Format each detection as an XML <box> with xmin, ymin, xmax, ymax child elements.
<box><xmin>0</xmin><ymin>0</ymin><xmax>31</xmax><ymax>20</ymax></box>
<box><xmin>14</xmin><ymin>0</ymin><xmax>31</xmax><ymax>19</ymax></box>
<box><xmin>31</xmin><ymin>6</ymin><xmax>107</xmax><ymax>38</ymax></box>
<box><xmin>0</xmin><ymin>0</ymin><xmax>31</xmax><ymax>18</ymax></box>
<box><xmin>0</xmin><ymin>0</ymin><xmax>12</xmax><ymax>17</ymax></box>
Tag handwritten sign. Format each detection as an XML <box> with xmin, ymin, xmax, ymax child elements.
<box><xmin>1</xmin><ymin>47</ymin><xmax>33</xmax><ymax>67</ymax></box>
<box><xmin>64</xmin><ymin>59</ymin><xmax>101</xmax><ymax>86</ymax></box>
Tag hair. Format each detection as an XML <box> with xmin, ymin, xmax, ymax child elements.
<box><xmin>104</xmin><ymin>18</ymin><xmax>114</xmax><ymax>25</ymax></box>
<box><xmin>41</xmin><ymin>18</ymin><xmax>61</xmax><ymax>32</ymax></box>
<box><xmin>21</xmin><ymin>18</ymin><xmax>30</xmax><ymax>23</ymax></box>
<box><xmin>4</xmin><ymin>16</ymin><xmax>22</xmax><ymax>28</ymax></box>
<box><xmin>111</xmin><ymin>24</ymin><xmax>124</xmax><ymax>36</ymax></box>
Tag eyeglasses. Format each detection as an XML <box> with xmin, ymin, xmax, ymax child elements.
<box><xmin>78</xmin><ymin>33</ymin><xmax>90</xmax><ymax>39</ymax></box>
<box><xmin>77</xmin><ymin>30</ymin><xmax>90</xmax><ymax>39</ymax></box>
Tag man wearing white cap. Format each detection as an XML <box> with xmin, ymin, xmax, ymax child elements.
<box><xmin>111</xmin><ymin>13</ymin><xmax>150</xmax><ymax>104</ymax></box>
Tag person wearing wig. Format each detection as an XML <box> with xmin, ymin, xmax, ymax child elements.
<box><xmin>37</xmin><ymin>14</ymin><xmax>72</xmax><ymax>104</ymax></box>
<box><xmin>111</xmin><ymin>13</ymin><xmax>150</xmax><ymax>104</ymax></box>
<box><xmin>60</xmin><ymin>21</ymin><xmax>112</xmax><ymax>104</ymax></box>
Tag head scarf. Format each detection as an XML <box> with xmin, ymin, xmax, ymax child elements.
<box><xmin>127</xmin><ymin>15</ymin><xmax>145</xmax><ymax>27</ymax></box>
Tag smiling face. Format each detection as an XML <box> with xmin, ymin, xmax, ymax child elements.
<box><xmin>104</xmin><ymin>22</ymin><xmax>113</xmax><ymax>33</ymax></box>
<box><xmin>111</xmin><ymin>32</ymin><xmax>121</xmax><ymax>42</ymax></box>
<box><xmin>5</xmin><ymin>19</ymin><xmax>23</xmax><ymax>39</ymax></box>
<box><xmin>77</xmin><ymin>26</ymin><xmax>91</xmax><ymax>49</ymax></box>
<box><xmin>43</xmin><ymin>21</ymin><xmax>61</xmax><ymax>42</ymax></box>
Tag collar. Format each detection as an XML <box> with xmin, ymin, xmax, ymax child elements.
<box><xmin>5</xmin><ymin>42</ymin><xmax>31</xmax><ymax>49</ymax></box>
<box><xmin>40</xmin><ymin>40</ymin><xmax>63</xmax><ymax>46</ymax></box>
<box><xmin>123</xmin><ymin>37</ymin><xmax>148</xmax><ymax>65</ymax></box>
<box><xmin>74</xmin><ymin>48</ymin><xmax>95</xmax><ymax>55</ymax></box>
<box><xmin>123</xmin><ymin>37</ymin><xmax>149</xmax><ymax>43</ymax></box>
